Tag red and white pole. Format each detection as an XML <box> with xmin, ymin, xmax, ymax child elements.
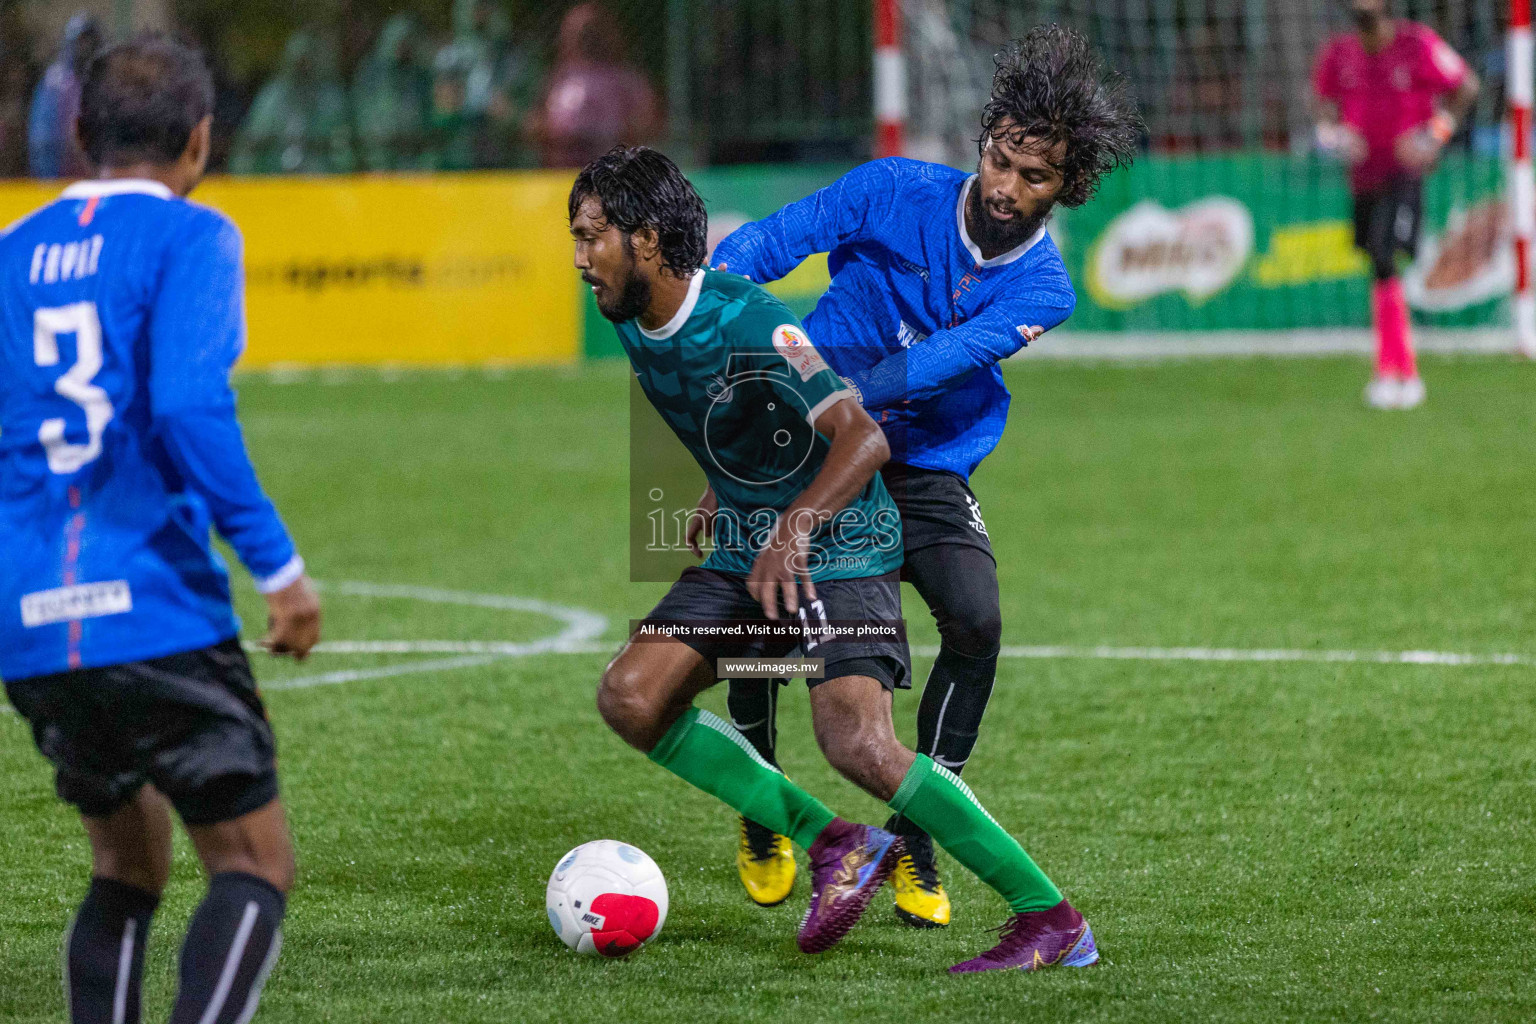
<box><xmin>874</xmin><ymin>0</ymin><xmax>905</xmax><ymax>158</ymax></box>
<box><xmin>1510</xmin><ymin>0</ymin><xmax>1536</xmax><ymax>356</ymax></box>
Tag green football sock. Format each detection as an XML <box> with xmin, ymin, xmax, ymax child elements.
<box><xmin>889</xmin><ymin>754</ymin><xmax>1063</xmax><ymax>913</ymax></box>
<box><xmin>648</xmin><ymin>707</ymin><xmax>836</xmax><ymax>850</ymax></box>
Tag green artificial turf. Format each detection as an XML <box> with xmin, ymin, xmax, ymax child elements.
<box><xmin>2</xmin><ymin>355</ymin><xmax>1533</xmax><ymax>1022</ymax></box>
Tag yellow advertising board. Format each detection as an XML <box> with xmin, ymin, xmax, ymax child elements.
<box><xmin>0</xmin><ymin>172</ymin><xmax>580</xmax><ymax>368</ymax></box>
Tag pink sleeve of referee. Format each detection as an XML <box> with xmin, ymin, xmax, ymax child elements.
<box><xmin>1413</xmin><ymin>26</ymin><xmax>1470</xmax><ymax>93</ymax></box>
<box><xmin>1312</xmin><ymin>39</ymin><xmax>1340</xmax><ymax>101</ymax></box>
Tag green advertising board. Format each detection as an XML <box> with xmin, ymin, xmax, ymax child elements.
<box><xmin>1057</xmin><ymin>151</ymin><xmax>1507</xmax><ymax>333</ymax></box>
<box><xmin>582</xmin><ymin>153</ymin><xmax>1510</xmax><ymax>357</ymax></box>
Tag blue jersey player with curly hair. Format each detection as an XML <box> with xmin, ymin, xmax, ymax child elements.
<box><xmin>712</xmin><ymin>25</ymin><xmax>1141</xmax><ymax>949</ymax></box>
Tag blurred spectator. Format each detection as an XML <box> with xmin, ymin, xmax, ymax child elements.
<box><xmin>528</xmin><ymin>3</ymin><xmax>660</xmax><ymax>168</ymax></box>
<box><xmin>231</xmin><ymin>30</ymin><xmax>355</xmax><ymax>174</ymax></box>
<box><xmin>432</xmin><ymin>0</ymin><xmax>540</xmax><ymax>169</ymax></box>
<box><xmin>354</xmin><ymin>14</ymin><xmax>436</xmax><ymax>171</ymax></box>
<box><xmin>0</xmin><ymin>23</ymin><xmax>36</xmax><ymax>179</ymax></box>
<box><xmin>27</xmin><ymin>13</ymin><xmax>100</xmax><ymax>179</ymax></box>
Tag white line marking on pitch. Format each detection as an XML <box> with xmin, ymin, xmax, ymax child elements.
<box><xmin>252</xmin><ymin>640</ymin><xmax>1536</xmax><ymax>668</ymax></box>
<box><xmin>981</xmin><ymin>645</ymin><xmax>1536</xmax><ymax>668</ymax></box>
<box><xmin>5</xmin><ymin>638</ymin><xmax>1530</xmax><ymax>716</ymax></box>
<box><xmin>258</xmin><ymin>581</ymin><xmax>608</xmax><ymax>691</ymax></box>
<box><xmin>263</xmin><ymin>653</ymin><xmax>513</xmax><ymax>691</ymax></box>
<box><xmin>297</xmin><ymin>640</ymin><xmax>604</xmax><ymax>656</ymax></box>
<box><xmin>10</xmin><ymin>580</ymin><xmax>1518</xmax><ymax>714</ymax></box>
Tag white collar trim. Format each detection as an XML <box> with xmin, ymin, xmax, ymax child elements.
<box><xmin>61</xmin><ymin>178</ymin><xmax>175</xmax><ymax>201</ymax></box>
<box><xmin>638</xmin><ymin>269</ymin><xmax>706</xmax><ymax>339</ymax></box>
<box><xmin>956</xmin><ymin>175</ymin><xmax>1047</xmax><ymax>268</ymax></box>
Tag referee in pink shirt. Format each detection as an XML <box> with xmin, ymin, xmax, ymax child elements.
<box><xmin>1313</xmin><ymin>0</ymin><xmax>1479</xmax><ymax>409</ymax></box>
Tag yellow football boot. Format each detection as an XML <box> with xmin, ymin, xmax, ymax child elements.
<box><xmin>890</xmin><ymin>830</ymin><xmax>950</xmax><ymax>928</ymax></box>
<box><xmin>737</xmin><ymin>816</ymin><xmax>796</xmax><ymax>907</ymax></box>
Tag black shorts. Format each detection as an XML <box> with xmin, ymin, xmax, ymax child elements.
<box><xmin>4</xmin><ymin>639</ymin><xmax>279</xmax><ymax>825</ymax></box>
<box><xmin>639</xmin><ymin>566</ymin><xmax>911</xmax><ymax>691</ymax></box>
<box><xmin>881</xmin><ymin>462</ymin><xmax>995</xmax><ymax>564</ymax></box>
<box><xmin>1353</xmin><ymin>177</ymin><xmax>1423</xmax><ymax>279</ymax></box>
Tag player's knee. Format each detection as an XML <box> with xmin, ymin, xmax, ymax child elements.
<box><xmin>597</xmin><ymin>665</ymin><xmax>664</xmax><ymax>749</ymax></box>
<box><xmin>92</xmin><ymin>844</ymin><xmax>171</xmax><ymax>895</ymax></box>
<box><xmin>940</xmin><ymin>601</ymin><xmax>1002</xmax><ymax>659</ymax></box>
<box><xmin>266</xmin><ymin>841</ymin><xmax>297</xmax><ymax>893</ymax></box>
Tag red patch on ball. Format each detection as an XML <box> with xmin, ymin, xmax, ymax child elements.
<box><xmin>589</xmin><ymin>893</ymin><xmax>660</xmax><ymax>957</ymax></box>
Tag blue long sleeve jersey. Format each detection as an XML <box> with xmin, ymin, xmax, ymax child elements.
<box><xmin>711</xmin><ymin>158</ymin><xmax>1077</xmax><ymax>480</ymax></box>
<box><xmin>0</xmin><ymin>179</ymin><xmax>302</xmax><ymax>682</ymax></box>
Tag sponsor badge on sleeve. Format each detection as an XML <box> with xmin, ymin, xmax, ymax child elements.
<box><xmin>772</xmin><ymin>324</ymin><xmax>830</xmax><ymax>382</ymax></box>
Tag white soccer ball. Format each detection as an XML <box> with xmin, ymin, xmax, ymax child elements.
<box><xmin>546</xmin><ymin>840</ymin><xmax>669</xmax><ymax>957</ymax></box>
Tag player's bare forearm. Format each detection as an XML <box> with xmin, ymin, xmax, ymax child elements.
<box><xmin>747</xmin><ymin>397</ymin><xmax>888</xmax><ymax>618</ymax></box>
<box><xmin>779</xmin><ymin>398</ymin><xmax>889</xmax><ymax>539</ymax></box>
<box><xmin>686</xmin><ymin>485</ymin><xmax>717</xmax><ymax>559</ymax></box>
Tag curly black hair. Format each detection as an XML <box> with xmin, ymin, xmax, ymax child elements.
<box><xmin>979</xmin><ymin>25</ymin><xmax>1142</xmax><ymax>208</ymax></box>
<box><xmin>568</xmin><ymin>147</ymin><xmax>707</xmax><ymax>278</ymax></box>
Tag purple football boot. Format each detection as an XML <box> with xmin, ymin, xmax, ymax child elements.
<box><xmin>950</xmin><ymin>900</ymin><xmax>1099</xmax><ymax>973</ymax></box>
<box><xmin>796</xmin><ymin>818</ymin><xmax>903</xmax><ymax>954</ymax></box>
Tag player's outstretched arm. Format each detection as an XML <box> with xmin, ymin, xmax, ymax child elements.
<box><xmin>848</xmin><ymin>288</ymin><xmax>1072</xmax><ymax>410</ymax></box>
<box><xmin>747</xmin><ymin>397</ymin><xmax>888</xmax><ymax>619</ymax></box>
<box><xmin>714</xmin><ymin>159</ymin><xmax>905</xmax><ymax>284</ymax></box>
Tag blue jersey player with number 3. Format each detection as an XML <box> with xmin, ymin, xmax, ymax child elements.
<box><xmin>713</xmin><ymin>27</ymin><xmax>1142</xmax><ymax>935</ymax></box>
<box><xmin>0</xmin><ymin>36</ymin><xmax>319</xmax><ymax>1024</ymax></box>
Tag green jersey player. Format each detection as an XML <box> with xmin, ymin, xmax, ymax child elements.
<box><xmin>572</xmin><ymin>146</ymin><xmax>1096</xmax><ymax>971</ymax></box>
<box><xmin>616</xmin><ymin>264</ymin><xmax>902</xmax><ymax>581</ymax></box>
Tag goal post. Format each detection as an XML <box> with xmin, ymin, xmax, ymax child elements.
<box><xmin>1510</xmin><ymin>0</ymin><xmax>1536</xmax><ymax>355</ymax></box>
<box><xmin>875</xmin><ymin>0</ymin><xmax>907</xmax><ymax>158</ymax></box>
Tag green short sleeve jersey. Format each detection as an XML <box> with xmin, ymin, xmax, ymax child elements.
<box><xmin>615</xmin><ymin>269</ymin><xmax>902</xmax><ymax>581</ymax></box>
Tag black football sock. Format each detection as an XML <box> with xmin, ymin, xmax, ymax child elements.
<box><xmin>169</xmin><ymin>873</ymin><xmax>285</xmax><ymax>1024</ymax></box>
<box><xmin>727</xmin><ymin>677</ymin><xmax>787</xmax><ymax>842</ymax></box>
<box><xmin>917</xmin><ymin>645</ymin><xmax>999</xmax><ymax>776</ymax></box>
<box><xmin>725</xmin><ymin>677</ymin><xmax>783</xmax><ymax>769</ymax></box>
<box><xmin>65</xmin><ymin>877</ymin><xmax>159</xmax><ymax>1024</ymax></box>
<box><xmin>888</xmin><ymin>646</ymin><xmax>999</xmax><ymax>838</ymax></box>
<box><xmin>889</xmin><ymin>544</ymin><xmax>1002</xmax><ymax>839</ymax></box>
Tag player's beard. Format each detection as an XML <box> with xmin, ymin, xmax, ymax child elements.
<box><xmin>966</xmin><ymin>181</ymin><xmax>1051</xmax><ymax>257</ymax></box>
<box><xmin>593</xmin><ymin>237</ymin><xmax>653</xmax><ymax>323</ymax></box>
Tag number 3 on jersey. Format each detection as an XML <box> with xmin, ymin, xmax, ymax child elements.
<box><xmin>34</xmin><ymin>301</ymin><xmax>113</xmax><ymax>474</ymax></box>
